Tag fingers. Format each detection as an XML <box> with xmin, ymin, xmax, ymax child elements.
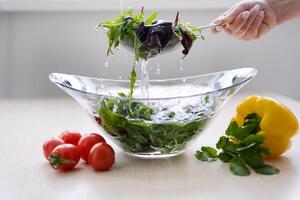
<box><xmin>225</xmin><ymin>11</ymin><xmax>250</xmax><ymax>33</ymax></box>
<box><xmin>211</xmin><ymin>9</ymin><xmax>250</xmax><ymax>34</ymax></box>
<box><xmin>222</xmin><ymin>2</ymin><xmax>250</xmax><ymax>24</ymax></box>
<box><xmin>211</xmin><ymin>1</ymin><xmax>251</xmax><ymax>25</ymax></box>
<box><xmin>211</xmin><ymin>22</ymin><xmax>222</xmax><ymax>34</ymax></box>
<box><xmin>234</xmin><ymin>4</ymin><xmax>262</xmax><ymax>38</ymax></box>
<box><xmin>211</xmin><ymin>17</ymin><xmax>223</xmax><ymax>33</ymax></box>
<box><xmin>210</xmin><ymin>4</ymin><xmax>240</xmax><ymax>33</ymax></box>
<box><xmin>243</xmin><ymin>11</ymin><xmax>265</xmax><ymax>40</ymax></box>
<box><xmin>211</xmin><ymin>2</ymin><xmax>267</xmax><ymax>41</ymax></box>
<box><xmin>210</xmin><ymin>1</ymin><xmax>261</xmax><ymax>34</ymax></box>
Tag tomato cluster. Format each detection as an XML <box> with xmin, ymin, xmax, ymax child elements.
<box><xmin>43</xmin><ymin>131</ymin><xmax>115</xmax><ymax>171</ymax></box>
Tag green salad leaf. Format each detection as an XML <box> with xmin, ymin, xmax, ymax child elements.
<box><xmin>129</xmin><ymin>67</ymin><xmax>137</xmax><ymax>97</ymax></box>
<box><xmin>195</xmin><ymin>113</ymin><xmax>280</xmax><ymax>176</ymax></box>
<box><xmin>98</xmin><ymin>97</ymin><xmax>206</xmax><ymax>153</ymax></box>
<box><xmin>97</xmin><ymin>8</ymin><xmax>204</xmax><ymax>61</ymax></box>
<box><xmin>145</xmin><ymin>12</ymin><xmax>158</xmax><ymax>25</ymax></box>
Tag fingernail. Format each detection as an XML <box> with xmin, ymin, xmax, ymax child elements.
<box><xmin>216</xmin><ymin>26</ymin><xmax>223</xmax><ymax>32</ymax></box>
<box><xmin>259</xmin><ymin>11</ymin><xmax>264</xmax><ymax>17</ymax></box>
<box><xmin>216</xmin><ymin>17</ymin><xmax>225</xmax><ymax>23</ymax></box>
<box><xmin>254</xmin><ymin>4</ymin><xmax>260</xmax><ymax>11</ymax></box>
<box><xmin>242</xmin><ymin>11</ymin><xmax>250</xmax><ymax>19</ymax></box>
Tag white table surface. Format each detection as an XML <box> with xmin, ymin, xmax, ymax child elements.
<box><xmin>0</xmin><ymin>94</ymin><xmax>300</xmax><ymax>200</ymax></box>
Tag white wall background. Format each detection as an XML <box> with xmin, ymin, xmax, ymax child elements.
<box><xmin>0</xmin><ymin>0</ymin><xmax>300</xmax><ymax>99</ymax></box>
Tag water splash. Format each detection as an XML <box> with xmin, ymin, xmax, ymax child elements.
<box><xmin>105</xmin><ymin>55</ymin><xmax>113</xmax><ymax>68</ymax></box>
<box><xmin>155</xmin><ymin>64</ymin><xmax>161</xmax><ymax>76</ymax></box>
<box><xmin>140</xmin><ymin>59</ymin><xmax>150</xmax><ymax>98</ymax></box>
<box><xmin>179</xmin><ymin>59</ymin><xmax>184</xmax><ymax>72</ymax></box>
<box><xmin>105</xmin><ymin>61</ymin><xmax>109</xmax><ymax>68</ymax></box>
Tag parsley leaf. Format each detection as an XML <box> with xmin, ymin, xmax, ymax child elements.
<box><xmin>230</xmin><ymin>157</ymin><xmax>251</xmax><ymax>176</ymax></box>
<box><xmin>218</xmin><ymin>152</ymin><xmax>233</xmax><ymax>163</ymax></box>
<box><xmin>226</xmin><ymin>113</ymin><xmax>261</xmax><ymax>140</ymax></box>
<box><xmin>195</xmin><ymin>146</ymin><xmax>218</xmax><ymax>161</ymax></box>
<box><xmin>195</xmin><ymin>113</ymin><xmax>280</xmax><ymax>176</ymax></box>
<box><xmin>239</xmin><ymin>147</ymin><xmax>264</xmax><ymax>168</ymax></box>
<box><xmin>216</xmin><ymin>136</ymin><xmax>238</xmax><ymax>154</ymax></box>
<box><xmin>253</xmin><ymin>165</ymin><xmax>280</xmax><ymax>175</ymax></box>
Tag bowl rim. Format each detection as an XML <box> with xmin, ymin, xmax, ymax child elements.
<box><xmin>49</xmin><ymin>67</ymin><xmax>257</xmax><ymax>101</ymax></box>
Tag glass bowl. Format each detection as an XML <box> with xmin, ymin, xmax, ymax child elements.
<box><xmin>49</xmin><ymin>68</ymin><xmax>257</xmax><ymax>159</ymax></box>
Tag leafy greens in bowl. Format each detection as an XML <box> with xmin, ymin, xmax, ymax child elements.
<box><xmin>97</xmin><ymin>95</ymin><xmax>211</xmax><ymax>155</ymax></box>
<box><xmin>49</xmin><ymin>68</ymin><xmax>257</xmax><ymax>159</ymax></box>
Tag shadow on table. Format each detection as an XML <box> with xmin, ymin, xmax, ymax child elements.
<box><xmin>40</xmin><ymin>152</ymin><xmax>298</xmax><ymax>200</ymax></box>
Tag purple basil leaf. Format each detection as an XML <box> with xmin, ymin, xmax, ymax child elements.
<box><xmin>135</xmin><ymin>20</ymin><xmax>173</xmax><ymax>50</ymax></box>
<box><xmin>180</xmin><ymin>32</ymin><xmax>193</xmax><ymax>55</ymax></box>
<box><xmin>135</xmin><ymin>22</ymin><xmax>150</xmax><ymax>42</ymax></box>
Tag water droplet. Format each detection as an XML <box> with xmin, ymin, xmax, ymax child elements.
<box><xmin>100</xmin><ymin>85</ymin><xmax>104</xmax><ymax>89</ymax></box>
<box><xmin>156</xmin><ymin>68</ymin><xmax>161</xmax><ymax>76</ymax></box>
<box><xmin>105</xmin><ymin>61</ymin><xmax>109</xmax><ymax>68</ymax></box>
<box><xmin>118</xmin><ymin>76</ymin><xmax>122</xmax><ymax>80</ymax></box>
<box><xmin>105</xmin><ymin>55</ymin><xmax>113</xmax><ymax>68</ymax></box>
<box><xmin>155</xmin><ymin>64</ymin><xmax>161</xmax><ymax>76</ymax></box>
<box><xmin>180</xmin><ymin>60</ymin><xmax>184</xmax><ymax>72</ymax></box>
<box><xmin>182</xmin><ymin>78</ymin><xmax>186</xmax><ymax>83</ymax></box>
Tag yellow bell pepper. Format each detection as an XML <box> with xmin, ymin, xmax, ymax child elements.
<box><xmin>232</xmin><ymin>95</ymin><xmax>299</xmax><ymax>157</ymax></box>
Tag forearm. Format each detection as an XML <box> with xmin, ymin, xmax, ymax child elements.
<box><xmin>266</xmin><ymin>0</ymin><xmax>300</xmax><ymax>24</ymax></box>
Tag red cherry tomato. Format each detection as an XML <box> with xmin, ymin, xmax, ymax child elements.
<box><xmin>59</xmin><ymin>131</ymin><xmax>81</xmax><ymax>145</ymax></box>
<box><xmin>43</xmin><ymin>137</ymin><xmax>64</xmax><ymax>160</ymax></box>
<box><xmin>88</xmin><ymin>143</ymin><xmax>115</xmax><ymax>171</ymax></box>
<box><xmin>77</xmin><ymin>133</ymin><xmax>106</xmax><ymax>162</ymax></box>
<box><xmin>48</xmin><ymin>144</ymin><xmax>80</xmax><ymax>171</ymax></box>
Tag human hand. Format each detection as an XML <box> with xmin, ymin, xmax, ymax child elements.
<box><xmin>211</xmin><ymin>0</ymin><xmax>277</xmax><ymax>40</ymax></box>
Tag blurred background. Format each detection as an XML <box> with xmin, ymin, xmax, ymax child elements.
<box><xmin>0</xmin><ymin>0</ymin><xmax>299</xmax><ymax>99</ymax></box>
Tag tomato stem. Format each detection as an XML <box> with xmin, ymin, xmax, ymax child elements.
<box><xmin>48</xmin><ymin>152</ymin><xmax>72</xmax><ymax>169</ymax></box>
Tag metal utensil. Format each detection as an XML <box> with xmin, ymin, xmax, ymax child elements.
<box><xmin>198</xmin><ymin>24</ymin><xmax>221</xmax><ymax>31</ymax></box>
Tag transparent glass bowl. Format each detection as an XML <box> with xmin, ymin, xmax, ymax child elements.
<box><xmin>49</xmin><ymin>68</ymin><xmax>257</xmax><ymax>159</ymax></box>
